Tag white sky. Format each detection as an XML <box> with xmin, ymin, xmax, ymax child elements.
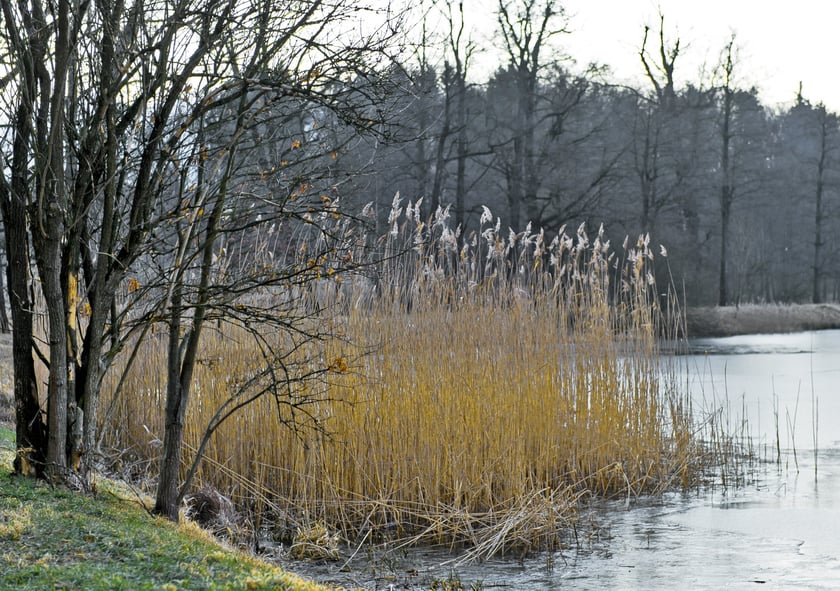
<box><xmin>457</xmin><ymin>0</ymin><xmax>840</xmax><ymax>111</ymax></box>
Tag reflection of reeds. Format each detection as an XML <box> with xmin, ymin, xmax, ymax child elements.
<box><xmin>813</xmin><ymin>395</ymin><xmax>819</xmax><ymax>478</ymax></box>
<box><xmin>773</xmin><ymin>384</ymin><xmax>781</xmax><ymax>465</ymax></box>
<box><xmin>811</xmin><ymin>343</ymin><xmax>819</xmax><ymax>478</ymax></box>
<box><xmin>786</xmin><ymin>385</ymin><xmax>801</xmax><ymax>472</ymax></box>
<box><xmin>101</xmin><ymin>198</ymin><xmax>703</xmax><ymax>557</ymax></box>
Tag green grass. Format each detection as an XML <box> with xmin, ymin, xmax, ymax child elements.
<box><xmin>0</xmin><ymin>428</ymin><xmax>336</xmax><ymax>591</ymax></box>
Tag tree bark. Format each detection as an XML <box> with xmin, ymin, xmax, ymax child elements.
<box><xmin>0</xmin><ymin>176</ymin><xmax>47</xmax><ymax>476</ymax></box>
<box><xmin>0</xmin><ymin>253</ymin><xmax>9</xmax><ymax>334</ymax></box>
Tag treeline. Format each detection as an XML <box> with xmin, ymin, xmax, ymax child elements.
<box><xmin>319</xmin><ymin>7</ymin><xmax>840</xmax><ymax>306</ymax></box>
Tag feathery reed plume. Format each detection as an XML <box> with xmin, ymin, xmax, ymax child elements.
<box><xmin>101</xmin><ymin>203</ymin><xmax>702</xmax><ymax>559</ymax></box>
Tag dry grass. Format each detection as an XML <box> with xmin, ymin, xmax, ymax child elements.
<box><xmin>100</xmin><ymin>198</ymin><xmax>703</xmax><ymax>558</ymax></box>
<box><xmin>686</xmin><ymin>303</ymin><xmax>840</xmax><ymax>337</ymax></box>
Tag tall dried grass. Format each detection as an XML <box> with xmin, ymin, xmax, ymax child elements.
<box><xmin>100</xmin><ymin>196</ymin><xmax>700</xmax><ymax>557</ymax></box>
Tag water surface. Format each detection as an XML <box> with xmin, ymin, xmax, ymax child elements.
<box><xmin>279</xmin><ymin>330</ymin><xmax>840</xmax><ymax>589</ymax></box>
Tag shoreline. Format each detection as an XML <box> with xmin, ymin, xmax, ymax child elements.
<box><xmin>684</xmin><ymin>303</ymin><xmax>840</xmax><ymax>338</ymax></box>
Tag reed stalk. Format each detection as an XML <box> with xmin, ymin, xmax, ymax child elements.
<box><xmin>100</xmin><ymin>198</ymin><xmax>705</xmax><ymax>556</ymax></box>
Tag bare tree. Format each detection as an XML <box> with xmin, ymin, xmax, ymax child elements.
<box><xmin>636</xmin><ymin>13</ymin><xmax>686</xmax><ymax>235</ymax></box>
<box><xmin>149</xmin><ymin>86</ymin><xmax>390</xmax><ymax>519</ymax></box>
<box><xmin>495</xmin><ymin>0</ymin><xmax>568</xmax><ymax>228</ymax></box>
<box><xmin>717</xmin><ymin>36</ymin><xmax>736</xmax><ymax>306</ymax></box>
<box><xmin>443</xmin><ymin>0</ymin><xmax>474</xmax><ymax>228</ymax></box>
<box><xmin>639</xmin><ymin>13</ymin><xmax>679</xmax><ymax>109</ymax></box>
<box><xmin>0</xmin><ymin>0</ymin><xmax>398</xmax><ymax>496</ymax></box>
<box><xmin>1</xmin><ymin>0</ymin><xmax>74</xmax><ymax>479</ymax></box>
<box><xmin>810</xmin><ymin>103</ymin><xmax>831</xmax><ymax>303</ymax></box>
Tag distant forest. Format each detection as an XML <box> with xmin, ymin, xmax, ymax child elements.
<box><xmin>309</xmin><ymin>8</ymin><xmax>840</xmax><ymax>306</ymax></box>
<box><xmin>2</xmin><ymin>1</ymin><xmax>837</xmax><ymax>309</ymax></box>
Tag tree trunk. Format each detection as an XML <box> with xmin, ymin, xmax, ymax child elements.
<box><xmin>812</xmin><ymin>168</ymin><xmax>824</xmax><ymax>304</ymax></box>
<box><xmin>637</xmin><ymin>111</ymin><xmax>657</xmax><ymax>235</ymax></box>
<box><xmin>522</xmin><ymin>75</ymin><xmax>540</xmax><ymax>225</ymax></box>
<box><xmin>812</xmin><ymin>110</ymin><xmax>827</xmax><ymax>304</ymax></box>
<box><xmin>0</xmin><ymin>0</ymin><xmax>51</xmax><ymax>475</ymax></box>
<box><xmin>454</xmin><ymin>79</ymin><xmax>467</xmax><ymax>230</ymax></box>
<box><xmin>0</xmin><ymin>255</ymin><xmax>9</xmax><ymax>334</ymax></box>
<box><xmin>430</xmin><ymin>67</ymin><xmax>453</xmax><ymax>217</ymax></box>
<box><xmin>154</xmin><ymin>288</ymin><xmax>188</xmax><ymax>520</ymax></box>
<box><xmin>0</xmin><ymin>183</ymin><xmax>47</xmax><ymax>475</ymax></box>
<box><xmin>718</xmin><ymin>195</ymin><xmax>732</xmax><ymax>307</ymax></box>
<box><xmin>34</xmin><ymin>215</ymin><xmax>70</xmax><ymax>479</ymax></box>
<box><xmin>154</xmin><ymin>116</ymin><xmax>229</xmax><ymax>520</ymax></box>
<box><xmin>154</xmin><ymin>238</ymin><xmax>216</xmax><ymax>520</ymax></box>
<box><xmin>505</xmin><ymin>157</ymin><xmax>522</xmax><ymax>231</ymax></box>
<box><xmin>718</xmin><ymin>43</ymin><xmax>735</xmax><ymax>307</ymax></box>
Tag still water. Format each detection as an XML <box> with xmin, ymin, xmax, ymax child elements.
<box><xmin>281</xmin><ymin>330</ymin><xmax>840</xmax><ymax>590</ymax></box>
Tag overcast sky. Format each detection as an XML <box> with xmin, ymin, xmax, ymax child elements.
<box><xmin>459</xmin><ymin>0</ymin><xmax>840</xmax><ymax>111</ymax></box>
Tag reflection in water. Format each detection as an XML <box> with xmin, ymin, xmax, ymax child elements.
<box><xmin>278</xmin><ymin>331</ymin><xmax>840</xmax><ymax>590</ymax></box>
<box><xmin>682</xmin><ymin>330</ymin><xmax>840</xmax><ymax>451</ymax></box>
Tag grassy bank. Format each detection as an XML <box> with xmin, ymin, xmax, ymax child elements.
<box><xmin>0</xmin><ymin>426</ymin><xmax>333</xmax><ymax>591</ymax></box>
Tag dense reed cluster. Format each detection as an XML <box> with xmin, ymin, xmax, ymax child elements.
<box><xmin>100</xmin><ymin>196</ymin><xmax>702</xmax><ymax>557</ymax></box>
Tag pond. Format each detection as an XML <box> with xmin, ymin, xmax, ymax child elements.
<box><xmin>276</xmin><ymin>330</ymin><xmax>840</xmax><ymax>590</ymax></box>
